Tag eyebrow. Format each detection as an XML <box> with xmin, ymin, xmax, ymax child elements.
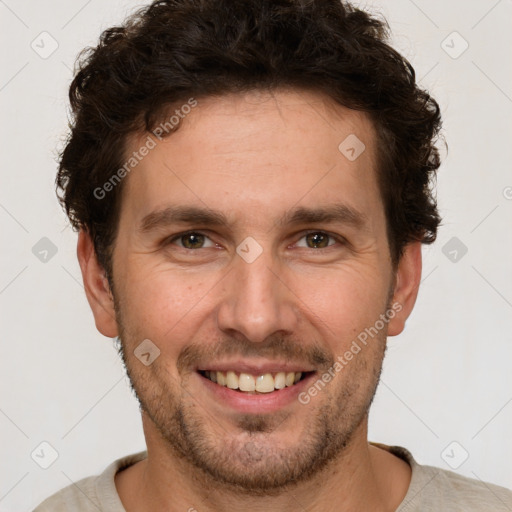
<box><xmin>139</xmin><ymin>203</ymin><xmax>368</xmax><ymax>233</ymax></box>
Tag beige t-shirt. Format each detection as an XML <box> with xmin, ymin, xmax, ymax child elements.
<box><xmin>33</xmin><ymin>442</ymin><xmax>512</xmax><ymax>511</ymax></box>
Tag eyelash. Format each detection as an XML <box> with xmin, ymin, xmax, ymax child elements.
<box><xmin>165</xmin><ymin>230</ymin><xmax>345</xmax><ymax>251</ymax></box>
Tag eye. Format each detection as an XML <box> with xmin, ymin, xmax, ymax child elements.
<box><xmin>168</xmin><ymin>231</ymin><xmax>216</xmax><ymax>250</ymax></box>
<box><xmin>295</xmin><ymin>231</ymin><xmax>340</xmax><ymax>249</ymax></box>
<box><xmin>165</xmin><ymin>230</ymin><xmax>343</xmax><ymax>252</ymax></box>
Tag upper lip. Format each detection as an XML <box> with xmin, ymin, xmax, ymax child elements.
<box><xmin>196</xmin><ymin>360</ymin><xmax>315</xmax><ymax>374</ymax></box>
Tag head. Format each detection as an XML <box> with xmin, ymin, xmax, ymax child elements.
<box><xmin>61</xmin><ymin>0</ymin><xmax>442</xmax><ymax>494</ymax></box>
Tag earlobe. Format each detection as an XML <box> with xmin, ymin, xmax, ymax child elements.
<box><xmin>77</xmin><ymin>230</ymin><xmax>118</xmax><ymax>338</ymax></box>
<box><xmin>387</xmin><ymin>242</ymin><xmax>422</xmax><ymax>337</ymax></box>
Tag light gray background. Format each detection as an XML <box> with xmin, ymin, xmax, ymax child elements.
<box><xmin>1</xmin><ymin>0</ymin><xmax>511</xmax><ymax>510</ymax></box>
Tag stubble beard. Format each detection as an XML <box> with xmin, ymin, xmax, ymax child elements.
<box><xmin>113</xmin><ymin>297</ymin><xmax>388</xmax><ymax>494</ymax></box>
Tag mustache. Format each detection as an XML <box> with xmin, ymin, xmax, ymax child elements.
<box><xmin>176</xmin><ymin>336</ymin><xmax>334</xmax><ymax>375</ymax></box>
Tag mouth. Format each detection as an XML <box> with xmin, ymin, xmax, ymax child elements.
<box><xmin>196</xmin><ymin>364</ymin><xmax>318</xmax><ymax>413</ymax></box>
<box><xmin>198</xmin><ymin>369</ymin><xmax>312</xmax><ymax>394</ymax></box>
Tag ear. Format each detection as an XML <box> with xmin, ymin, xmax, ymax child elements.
<box><xmin>77</xmin><ymin>230</ymin><xmax>118</xmax><ymax>338</ymax></box>
<box><xmin>387</xmin><ymin>241</ymin><xmax>422</xmax><ymax>337</ymax></box>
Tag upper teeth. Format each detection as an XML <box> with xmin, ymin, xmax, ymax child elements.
<box><xmin>205</xmin><ymin>371</ymin><xmax>303</xmax><ymax>393</ymax></box>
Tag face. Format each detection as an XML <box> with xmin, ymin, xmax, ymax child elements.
<box><xmin>81</xmin><ymin>88</ymin><xmax>420</xmax><ymax>493</ymax></box>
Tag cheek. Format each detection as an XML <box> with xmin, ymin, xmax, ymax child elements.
<box><xmin>116</xmin><ymin>248</ymin><xmax>391</xmax><ymax>357</ymax></box>
<box><xmin>117</xmin><ymin>265</ymin><xmax>217</xmax><ymax>350</ymax></box>
<box><xmin>291</xmin><ymin>264</ymin><xmax>390</xmax><ymax>341</ymax></box>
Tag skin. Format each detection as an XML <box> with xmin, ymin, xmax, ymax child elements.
<box><xmin>78</xmin><ymin>88</ymin><xmax>421</xmax><ymax>512</ymax></box>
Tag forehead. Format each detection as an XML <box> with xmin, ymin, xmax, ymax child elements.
<box><xmin>120</xmin><ymin>89</ymin><xmax>383</xmax><ymax>232</ymax></box>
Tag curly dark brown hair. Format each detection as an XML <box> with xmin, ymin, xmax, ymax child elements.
<box><xmin>57</xmin><ymin>0</ymin><xmax>442</xmax><ymax>276</ymax></box>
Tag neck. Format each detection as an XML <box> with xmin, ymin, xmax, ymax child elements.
<box><xmin>116</xmin><ymin>415</ymin><xmax>411</xmax><ymax>512</ymax></box>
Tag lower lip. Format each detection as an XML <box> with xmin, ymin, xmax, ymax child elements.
<box><xmin>197</xmin><ymin>372</ymin><xmax>316</xmax><ymax>414</ymax></box>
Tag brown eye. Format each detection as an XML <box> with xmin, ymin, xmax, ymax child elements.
<box><xmin>296</xmin><ymin>231</ymin><xmax>336</xmax><ymax>249</ymax></box>
<box><xmin>169</xmin><ymin>232</ymin><xmax>215</xmax><ymax>249</ymax></box>
<box><xmin>306</xmin><ymin>232</ymin><xmax>329</xmax><ymax>248</ymax></box>
<box><xmin>181</xmin><ymin>233</ymin><xmax>205</xmax><ymax>249</ymax></box>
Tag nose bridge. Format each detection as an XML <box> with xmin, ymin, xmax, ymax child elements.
<box><xmin>216</xmin><ymin>243</ymin><xmax>298</xmax><ymax>343</ymax></box>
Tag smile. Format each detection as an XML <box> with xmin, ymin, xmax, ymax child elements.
<box><xmin>198</xmin><ymin>370</ymin><xmax>310</xmax><ymax>393</ymax></box>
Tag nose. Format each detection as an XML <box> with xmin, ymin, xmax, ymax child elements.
<box><xmin>216</xmin><ymin>247</ymin><xmax>299</xmax><ymax>343</ymax></box>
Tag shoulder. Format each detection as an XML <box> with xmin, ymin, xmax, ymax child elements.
<box><xmin>371</xmin><ymin>442</ymin><xmax>512</xmax><ymax>511</ymax></box>
<box><xmin>404</xmin><ymin>463</ymin><xmax>512</xmax><ymax>511</ymax></box>
<box><xmin>33</xmin><ymin>451</ymin><xmax>147</xmax><ymax>512</ymax></box>
<box><xmin>33</xmin><ymin>474</ymin><xmax>100</xmax><ymax>512</ymax></box>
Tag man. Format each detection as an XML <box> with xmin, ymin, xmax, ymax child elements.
<box><xmin>35</xmin><ymin>0</ymin><xmax>512</xmax><ymax>510</ymax></box>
